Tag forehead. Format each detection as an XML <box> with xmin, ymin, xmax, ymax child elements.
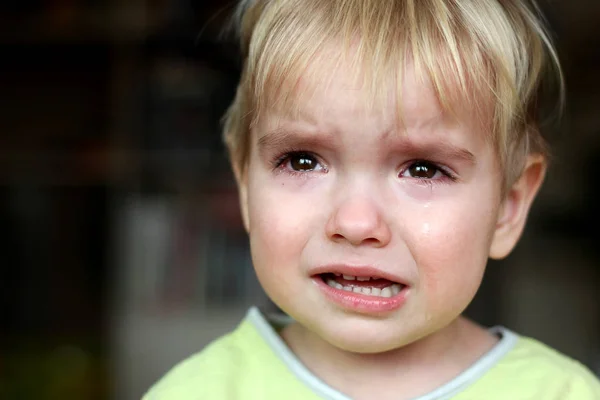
<box><xmin>257</xmin><ymin>47</ymin><xmax>485</xmax><ymax>145</ymax></box>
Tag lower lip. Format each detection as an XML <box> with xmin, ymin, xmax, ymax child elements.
<box><xmin>313</xmin><ymin>276</ymin><xmax>409</xmax><ymax>314</ymax></box>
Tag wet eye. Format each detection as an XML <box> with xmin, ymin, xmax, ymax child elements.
<box><xmin>272</xmin><ymin>151</ymin><xmax>326</xmax><ymax>175</ymax></box>
<box><xmin>404</xmin><ymin>161</ymin><xmax>443</xmax><ymax>179</ymax></box>
<box><xmin>287</xmin><ymin>153</ymin><xmax>320</xmax><ymax>172</ymax></box>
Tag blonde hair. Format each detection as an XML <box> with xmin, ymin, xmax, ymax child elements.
<box><xmin>222</xmin><ymin>0</ymin><xmax>564</xmax><ymax>189</ymax></box>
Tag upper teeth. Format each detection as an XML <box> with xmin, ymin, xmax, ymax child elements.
<box><xmin>342</xmin><ymin>275</ymin><xmax>371</xmax><ymax>281</ymax></box>
<box><xmin>326</xmin><ymin>278</ymin><xmax>402</xmax><ymax>298</ymax></box>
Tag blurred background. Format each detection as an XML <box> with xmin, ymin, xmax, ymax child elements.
<box><xmin>0</xmin><ymin>0</ymin><xmax>598</xmax><ymax>399</ymax></box>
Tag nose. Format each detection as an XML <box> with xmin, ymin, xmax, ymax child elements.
<box><xmin>325</xmin><ymin>195</ymin><xmax>392</xmax><ymax>248</ymax></box>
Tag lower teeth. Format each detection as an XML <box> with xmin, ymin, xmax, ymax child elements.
<box><xmin>325</xmin><ymin>278</ymin><xmax>402</xmax><ymax>298</ymax></box>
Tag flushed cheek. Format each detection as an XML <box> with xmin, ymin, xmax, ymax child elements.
<box><xmin>247</xmin><ymin>181</ymin><xmax>319</xmax><ymax>285</ymax></box>
<box><xmin>411</xmin><ymin>205</ymin><xmax>495</xmax><ymax>310</ymax></box>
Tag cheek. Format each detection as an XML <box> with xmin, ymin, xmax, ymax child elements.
<box><xmin>246</xmin><ymin>175</ymin><xmax>317</xmax><ymax>284</ymax></box>
<box><xmin>409</xmin><ymin>194</ymin><xmax>499</xmax><ymax>305</ymax></box>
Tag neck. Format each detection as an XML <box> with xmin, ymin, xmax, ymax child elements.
<box><xmin>281</xmin><ymin>316</ymin><xmax>498</xmax><ymax>400</ymax></box>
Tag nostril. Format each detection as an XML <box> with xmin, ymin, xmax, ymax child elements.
<box><xmin>332</xmin><ymin>233</ymin><xmax>345</xmax><ymax>241</ymax></box>
<box><xmin>362</xmin><ymin>237</ymin><xmax>381</xmax><ymax>246</ymax></box>
<box><xmin>330</xmin><ymin>233</ymin><xmax>382</xmax><ymax>247</ymax></box>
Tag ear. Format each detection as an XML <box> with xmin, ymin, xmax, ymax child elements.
<box><xmin>489</xmin><ymin>154</ymin><xmax>546</xmax><ymax>259</ymax></box>
<box><xmin>233</xmin><ymin>162</ymin><xmax>250</xmax><ymax>233</ymax></box>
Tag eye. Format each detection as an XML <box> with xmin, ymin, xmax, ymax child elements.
<box><xmin>402</xmin><ymin>161</ymin><xmax>446</xmax><ymax>180</ymax></box>
<box><xmin>289</xmin><ymin>153</ymin><xmax>318</xmax><ymax>171</ymax></box>
<box><xmin>275</xmin><ymin>151</ymin><xmax>326</xmax><ymax>173</ymax></box>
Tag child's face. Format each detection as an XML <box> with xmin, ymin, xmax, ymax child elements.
<box><xmin>240</xmin><ymin>56</ymin><xmax>506</xmax><ymax>353</ymax></box>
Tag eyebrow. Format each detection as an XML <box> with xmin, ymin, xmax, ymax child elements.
<box><xmin>258</xmin><ymin>126</ymin><xmax>477</xmax><ymax>165</ymax></box>
<box><xmin>257</xmin><ymin>128</ymin><xmax>336</xmax><ymax>154</ymax></box>
<box><xmin>403</xmin><ymin>141</ymin><xmax>477</xmax><ymax>165</ymax></box>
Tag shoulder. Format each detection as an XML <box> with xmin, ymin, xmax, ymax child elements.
<box><xmin>467</xmin><ymin>334</ymin><xmax>600</xmax><ymax>399</ymax></box>
<box><xmin>142</xmin><ymin>320</ymin><xmax>263</xmax><ymax>400</ymax></box>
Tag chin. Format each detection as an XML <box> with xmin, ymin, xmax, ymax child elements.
<box><xmin>311</xmin><ymin>316</ymin><xmax>426</xmax><ymax>354</ymax></box>
<box><xmin>325</xmin><ymin>331</ymin><xmax>415</xmax><ymax>354</ymax></box>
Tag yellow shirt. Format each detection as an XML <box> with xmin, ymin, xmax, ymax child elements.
<box><xmin>144</xmin><ymin>307</ymin><xmax>600</xmax><ymax>400</ymax></box>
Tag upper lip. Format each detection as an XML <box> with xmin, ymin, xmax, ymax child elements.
<box><xmin>310</xmin><ymin>264</ymin><xmax>409</xmax><ymax>285</ymax></box>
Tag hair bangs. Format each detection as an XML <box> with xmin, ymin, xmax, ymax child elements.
<box><xmin>225</xmin><ymin>0</ymin><xmax>563</xmax><ymax>189</ymax></box>
<box><xmin>246</xmin><ymin>0</ymin><xmax>499</xmax><ymax>135</ymax></box>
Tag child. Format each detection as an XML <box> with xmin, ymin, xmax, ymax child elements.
<box><xmin>145</xmin><ymin>0</ymin><xmax>600</xmax><ymax>398</ymax></box>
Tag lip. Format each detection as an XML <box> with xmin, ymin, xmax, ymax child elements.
<box><xmin>310</xmin><ymin>265</ymin><xmax>410</xmax><ymax>314</ymax></box>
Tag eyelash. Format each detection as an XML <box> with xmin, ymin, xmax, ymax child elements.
<box><xmin>271</xmin><ymin>151</ymin><xmax>457</xmax><ymax>183</ymax></box>
<box><xmin>272</xmin><ymin>150</ymin><xmax>327</xmax><ymax>176</ymax></box>
<box><xmin>399</xmin><ymin>160</ymin><xmax>458</xmax><ymax>184</ymax></box>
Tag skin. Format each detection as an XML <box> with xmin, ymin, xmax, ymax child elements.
<box><xmin>233</xmin><ymin>54</ymin><xmax>546</xmax><ymax>399</ymax></box>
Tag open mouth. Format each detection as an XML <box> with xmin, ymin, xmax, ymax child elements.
<box><xmin>318</xmin><ymin>273</ymin><xmax>406</xmax><ymax>298</ymax></box>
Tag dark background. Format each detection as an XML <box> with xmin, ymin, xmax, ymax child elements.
<box><xmin>0</xmin><ymin>1</ymin><xmax>598</xmax><ymax>399</ymax></box>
